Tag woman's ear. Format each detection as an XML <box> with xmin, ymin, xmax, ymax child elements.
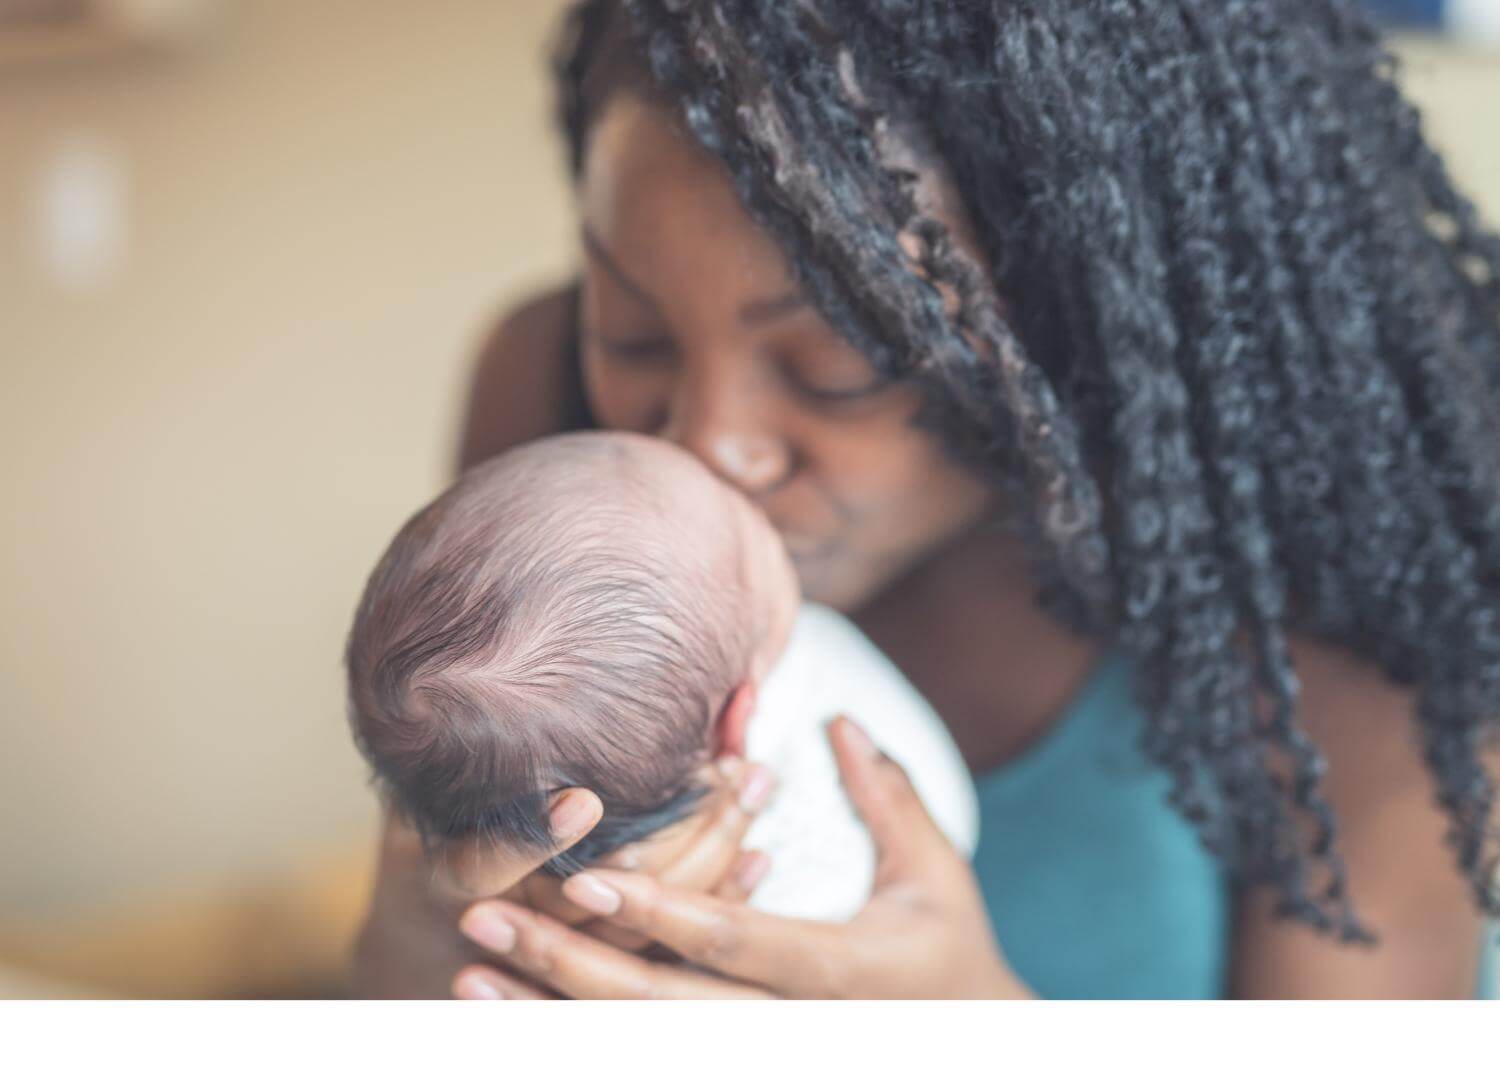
<box><xmin>712</xmin><ymin>680</ymin><xmax>756</xmax><ymax>758</ymax></box>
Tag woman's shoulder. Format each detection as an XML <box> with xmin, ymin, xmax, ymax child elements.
<box><xmin>456</xmin><ymin>281</ymin><xmax>589</xmax><ymax>472</ymax></box>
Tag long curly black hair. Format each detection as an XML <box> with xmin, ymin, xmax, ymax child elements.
<box><xmin>552</xmin><ymin>0</ymin><xmax>1500</xmax><ymax>940</ymax></box>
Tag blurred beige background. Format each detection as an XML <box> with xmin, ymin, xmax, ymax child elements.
<box><xmin>1</xmin><ymin>0</ymin><xmax>576</xmax><ymax>996</ymax></box>
<box><xmin>0</xmin><ymin>3</ymin><xmax>1496</xmax><ymax>996</ymax></box>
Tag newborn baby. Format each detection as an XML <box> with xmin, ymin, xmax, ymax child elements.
<box><xmin>346</xmin><ymin>431</ymin><xmax>977</xmax><ymax>922</ymax></box>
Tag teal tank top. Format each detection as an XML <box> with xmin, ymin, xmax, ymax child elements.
<box><xmin>969</xmin><ymin>649</ymin><xmax>1497</xmax><ymax>999</ymax></box>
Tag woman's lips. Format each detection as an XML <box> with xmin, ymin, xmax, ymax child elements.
<box><xmin>766</xmin><ymin>508</ymin><xmax>840</xmax><ymax>565</ymax></box>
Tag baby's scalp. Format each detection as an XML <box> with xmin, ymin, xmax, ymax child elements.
<box><xmin>345</xmin><ymin>431</ymin><xmax>757</xmax><ymax>881</ymax></box>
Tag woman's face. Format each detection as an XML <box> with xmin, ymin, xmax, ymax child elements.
<box><xmin>577</xmin><ymin>93</ymin><xmax>998</xmax><ymax>611</ymax></box>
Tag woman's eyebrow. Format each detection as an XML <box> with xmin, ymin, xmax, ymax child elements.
<box><xmin>581</xmin><ymin>226</ymin><xmax>660</xmax><ymax>310</ymax></box>
<box><xmin>739</xmin><ymin>292</ymin><xmax>807</xmax><ymax>327</ymax></box>
<box><xmin>581</xmin><ymin>224</ymin><xmax>806</xmax><ymax>327</ymax></box>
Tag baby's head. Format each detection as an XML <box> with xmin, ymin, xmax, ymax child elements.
<box><xmin>346</xmin><ymin>431</ymin><xmax>797</xmax><ymax>885</ymax></box>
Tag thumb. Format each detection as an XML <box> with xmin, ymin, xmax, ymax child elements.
<box><xmin>826</xmin><ymin>715</ymin><xmax>954</xmax><ymax>885</ymax></box>
<box><xmin>437</xmin><ymin>787</ymin><xmax>604</xmax><ymax>899</ymax></box>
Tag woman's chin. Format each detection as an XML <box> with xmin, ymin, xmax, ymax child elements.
<box><xmin>793</xmin><ymin>553</ymin><xmax>880</xmax><ymax>614</ymax></box>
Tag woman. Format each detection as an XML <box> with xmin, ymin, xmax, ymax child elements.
<box><xmin>352</xmin><ymin>0</ymin><xmax>1500</xmax><ymax>998</ymax></box>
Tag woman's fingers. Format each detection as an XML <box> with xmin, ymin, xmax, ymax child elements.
<box><xmin>439</xmin><ymin>788</ymin><xmax>604</xmax><ymax>899</ymax></box>
<box><xmin>712</xmin><ymin>850</ymin><xmax>771</xmax><ymax>903</ymax></box>
<box><xmin>657</xmin><ymin>758</ymin><xmax>775</xmax><ymax>888</ymax></box>
<box><xmin>515</xmin><ymin>871</ymin><xmax>598</xmax><ymax>927</ymax></box>
<box><xmin>561</xmin><ymin>845</ymin><xmax>771</xmax><ymax>950</ymax></box>
<box><xmin>459</xmin><ymin>901</ymin><xmax>768</xmax><ymax>999</ymax></box>
<box><xmin>510</xmin><ymin>762</ymin><xmax>773</xmax><ymax>951</ymax></box>
<box><xmin>451</xmin><ymin>963</ymin><xmax>555</xmax><ymax>1000</ymax></box>
<box><xmin>826</xmin><ymin>715</ymin><xmax>951</xmax><ymax>885</ymax></box>
<box><xmin>554</xmin><ymin>868</ymin><xmax>847</xmax><ymax>996</ymax></box>
<box><xmin>578</xmin><ymin>917</ymin><xmax>656</xmax><ymax>951</ymax></box>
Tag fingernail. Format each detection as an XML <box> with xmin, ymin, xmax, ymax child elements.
<box><xmin>734</xmin><ymin>851</ymin><xmax>771</xmax><ymax>889</ymax></box>
<box><xmin>454</xmin><ymin>973</ymin><xmax>506</xmax><ymax>1000</ymax></box>
<box><xmin>839</xmin><ymin>716</ymin><xmax>878</xmax><ymax>758</ymax></box>
<box><xmin>549</xmin><ymin>791</ymin><xmax>597</xmax><ymax>839</ymax></box>
<box><xmin>715</xmin><ymin>754</ymin><xmax>745</xmax><ymax>780</ymax></box>
<box><xmin>460</xmin><ymin>904</ymin><xmax>516</xmax><ymax>954</ymax></box>
<box><xmin>562</xmin><ymin>873</ymin><xmax>622</xmax><ymax>915</ymax></box>
<box><xmin>738</xmin><ymin>765</ymin><xmax>775</xmax><ymax>813</ymax></box>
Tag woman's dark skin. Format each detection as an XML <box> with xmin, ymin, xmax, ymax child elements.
<box><xmin>352</xmin><ymin>90</ymin><xmax>1491</xmax><ymax>999</ymax></box>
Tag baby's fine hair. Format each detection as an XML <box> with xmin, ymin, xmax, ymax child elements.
<box><xmin>346</xmin><ymin>433</ymin><xmax>753</xmax><ymax>877</ymax></box>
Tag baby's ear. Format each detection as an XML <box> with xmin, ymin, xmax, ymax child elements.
<box><xmin>712</xmin><ymin>680</ymin><xmax>756</xmax><ymax>758</ymax></box>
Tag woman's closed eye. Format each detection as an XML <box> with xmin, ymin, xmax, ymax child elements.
<box><xmin>787</xmin><ymin>373</ymin><xmax>892</xmax><ymax>405</ymax></box>
<box><xmin>595</xmin><ymin>332</ymin><xmax>676</xmax><ymax>365</ymax></box>
<box><xmin>776</xmin><ymin>349</ymin><xmax>893</xmax><ymax>408</ymax></box>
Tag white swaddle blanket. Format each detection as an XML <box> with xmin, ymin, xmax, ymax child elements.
<box><xmin>742</xmin><ymin>603</ymin><xmax>980</xmax><ymax>922</ymax></box>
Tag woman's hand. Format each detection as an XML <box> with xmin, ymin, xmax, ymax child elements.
<box><xmin>455</xmin><ymin>717</ymin><xmax>1030</xmax><ymax>999</ymax></box>
<box><xmin>449</xmin><ymin>756</ymin><xmax>777</xmax><ymax>1000</ymax></box>
<box><xmin>349</xmin><ymin>787</ymin><xmax>604</xmax><ymax>998</ymax></box>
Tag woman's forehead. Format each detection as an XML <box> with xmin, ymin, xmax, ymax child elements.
<box><xmin>579</xmin><ymin>95</ymin><xmax>800</xmax><ymax>309</ymax></box>
<box><xmin>580</xmin><ymin>90</ymin><xmax>986</xmax><ymax>312</ymax></box>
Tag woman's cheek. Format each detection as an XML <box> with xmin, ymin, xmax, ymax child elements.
<box><xmin>582</xmin><ymin>357</ymin><xmax>667</xmax><ymax>434</ymax></box>
<box><xmin>841</xmin><ymin>420</ymin><xmax>994</xmax><ymax>548</ymax></box>
<box><xmin>810</xmin><ymin>410</ymin><xmax>930</xmax><ymax>505</ymax></box>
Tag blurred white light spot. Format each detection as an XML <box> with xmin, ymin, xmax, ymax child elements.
<box><xmin>1450</xmin><ymin>0</ymin><xmax>1500</xmax><ymax>44</ymax></box>
<box><xmin>32</xmin><ymin>134</ymin><xmax>128</xmax><ymax>292</ymax></box>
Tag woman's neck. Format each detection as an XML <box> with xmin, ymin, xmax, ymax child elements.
<box><xmin>852</xmin><ymin>518</ymin><xmax>1103</xmax><ymax>777</ymax></box>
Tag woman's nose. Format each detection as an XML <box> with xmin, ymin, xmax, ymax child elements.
<box><xmin>661</xmin><ymin>377</ymin><xmax>791</xmax><ymax>495</ymax></box>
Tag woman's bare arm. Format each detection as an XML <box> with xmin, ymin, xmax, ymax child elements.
<box><xmin>456</xmin><ymin>284</ymin><xmax>581</xmax><ymax>473</ymax></box>
<box><xmin>1230</xmin><ymin>636</ymin><xmax>1495</xmax><ymax>998</ymax></box>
